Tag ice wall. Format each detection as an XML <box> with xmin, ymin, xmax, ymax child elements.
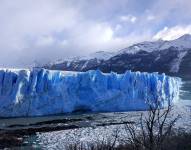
<box><xmin>0</xmin><ymin>68</ymin><xmax>181</xmax><ymax>117</ymax></box>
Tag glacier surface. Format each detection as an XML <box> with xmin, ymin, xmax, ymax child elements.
<box><xmin>0</xmin><ymin>68</ymin><xmax>181</xmax><ymax>117</ymax></box>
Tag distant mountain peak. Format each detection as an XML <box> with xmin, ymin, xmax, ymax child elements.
<box><xmin>177</xmin><ymin>34</ymin><xmax>191</xmax><ymax>41</ymax></box>
<box><xmin>118</xmin><ymin>34</ymin><xmax>191</xmax><ymax>55</ymax></box>
<box><xmin>162</xmin><ymin>34</ymin><xmax>191</xmax><ymax>50</ymax></box>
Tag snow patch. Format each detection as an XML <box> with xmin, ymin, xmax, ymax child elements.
<box><xmin>170</xmin><ymin>51</ymin><xmax>188</xmax><ymax>73</ymax></box>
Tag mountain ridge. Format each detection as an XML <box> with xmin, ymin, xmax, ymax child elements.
<box><xmin>44</xmin><ymin>34</ymin><xmax>191</xmax><ymax>79</ymax></box>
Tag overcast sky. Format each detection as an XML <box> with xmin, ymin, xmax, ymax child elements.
<box><xmin>0</xmin><ymin>0</ymin><xmax>191</xmax><ymax>67</ymax></box>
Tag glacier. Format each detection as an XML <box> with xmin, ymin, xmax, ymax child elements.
<box><xmin>0</xmin><ymin>68</ymin><xmax>181</xmax><ymax>117</ymax></box>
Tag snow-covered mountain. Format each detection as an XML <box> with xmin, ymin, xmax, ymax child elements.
<box><xmin>45</xmin><ymin>34</ymin><xmax>191</xmax><ymax>79</ymax></box>
<box><xmin>161</xmin><ymin>34</ymin><xmax>191</xmax><ymax>50</ymax></box>
<box><xmin>87</xmin><ymin>51</ymin><xmax>114</xmax><ymax>60</ymax></box>
<box><xmin>118</xmin><ymin>34</ymin><xmax>191</xmax><ymax>54</ymax></box>
<box><xmin>48</xmin><ymin>51</ymin><xmax>114</xmax><ymax>65</ymax></box>
<box><xmin>118</xmin><ymin>39</ymin><xmax>166</xmax><ymax>54</ymax></box>
<box><xmin>44</xmin><ymin>51</ymin><xmax>114</xmax><ymax>71</ymax></box>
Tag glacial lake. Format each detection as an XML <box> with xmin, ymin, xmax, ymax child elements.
<box><xmin>0</xmin><ymin>80</ymin><xmax>190</xmax><ymax>149</ymax></box>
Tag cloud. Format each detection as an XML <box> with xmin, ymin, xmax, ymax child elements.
<box><xmin>147</xmin><ymin>15</ymin><xmax>155</xmax><ymax>21</ymax></box>
<box><xmin>115</xmin><ymin>24</ymin><xmax>122</xmax><ymax>31</ymax></box>
<box><xmin>0</xmin><ymin>0</ymin><xmax>191</xmax><ymax>67</ymax></box>
<box><xmin>0</xmin><ymin>0</ymin><xmax>80</xmax><ymax>66</ymax></box>
<box><xmin>153</xmin><ymin>25</ymin><xmax>191</xmax><ymax>40</ymax></box>
<box><xmin>35</xmin><ymin>36</ymin><xmax>55</xmax><ymax>47</ymax></box>
<box><xmin>120</xmin><ymin>15</ymin><xmax>137</xmax><ymax>23</ymax></box>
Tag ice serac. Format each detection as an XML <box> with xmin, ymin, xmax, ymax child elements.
<box><xmin>0</xmin><ymin>68</ymin><xmax>181</xmax><ymax>117</ymax></box>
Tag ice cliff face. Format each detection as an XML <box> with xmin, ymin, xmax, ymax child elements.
<box><xmin>0</xmin><ymin>68</ymin><xmax>181</xmax><ymax>117</ymax></box>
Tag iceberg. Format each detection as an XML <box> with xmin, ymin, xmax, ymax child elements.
<box><xmin>0</xmin><ymin>68</ymin><xmax>181</xmax><ymax>117</ymax></box>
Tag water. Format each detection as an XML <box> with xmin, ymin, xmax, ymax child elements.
<box><xmin>180</xmin><ymin>80</ymin><xmax>191</xmax><ymax>100</ymax></box>
<box><xmin>0</xmin><ymin>81</ymin><xmax>190</xmax><ymax>149</ymax></box>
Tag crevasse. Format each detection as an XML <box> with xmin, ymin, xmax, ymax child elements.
<box><xmin>0</xmin><ymin>68</ymin><xmax>181</xmax><ymax>117</ymax></box>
